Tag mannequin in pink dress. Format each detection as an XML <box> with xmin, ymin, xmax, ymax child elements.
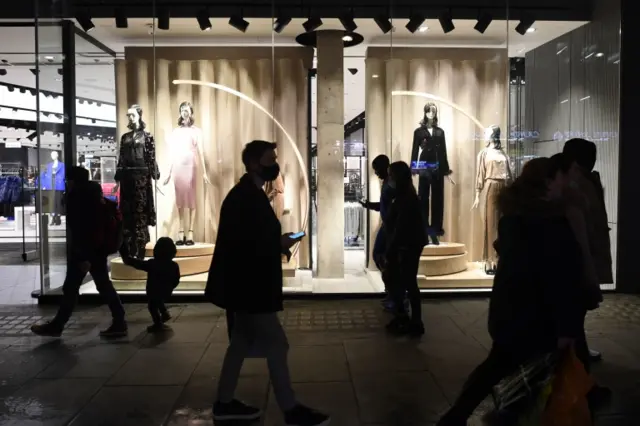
<box><xmin>163</xmin><ymin>101</ymin><xmax>210</xmax><ymax>245</ymax></box>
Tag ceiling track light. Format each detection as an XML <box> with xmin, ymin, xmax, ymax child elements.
<box><xmin>339</xmin><ymin>10</ymin><xmax>357</xmax><ymax>33</ymax></box>
<box><xmin>302</xmin><ymin>17</ymin><xmax>322</xmax><ymax>33</ymax></box>
<box><xmin>158</xmin><ymin>9</ymin><xmax>170</xmax><ymax>30</ymax></box>
<box><xmin>115</xmin><ymin>8</ymin><xmax>128</xmax><ymax>28</ymax></box>
<box><xmin>273</xmin><ymin>16</ymin><xmax>291</xmax><ymax>33</ymax></box>
<box><xmin>76</xmin><ymin>11</ymin><xmax>95</xmax><ymax>33</ymax></box>
<box><xmin>439</xmin><ymin>11</ymin><xmax>455</xmax><ymax>34</ymax></box>
<box><xmin>405</xmin><ymin>14</ymin><xmax>425</xmax><ymax>34</ymax></box>
<box><xmin>474</xmin><ymin>11</ymin><xmax>493</xmax><ymax>34</ymax></box>
<box><xmin>0</xmin><ymin>69</ymin><xmax>6</xmax><ymax>76</ymax></box>
<box><xmin>374</xmin><ymin>16</ymin><xmax>393</xmax><ymax>34</ymax></box>
<box><xmin>515</xmin><ymin>17</ymin><xmax>535</xmax><ymax>35</ymax></box>
<box><xmin>229</xmin><ymin>15</ymin><xmax>249</xmax><ymax>33</ymax></box>
<box><xmin>196</xmin><ymin>9</ymin><xmax>212</xmax><ymax>31</ymax></box>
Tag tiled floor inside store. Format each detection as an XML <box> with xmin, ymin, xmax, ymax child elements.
<box><xmin>0</xmin><ymin>296</ymin><xmax>638</xmax><ymax>425</ymax></box>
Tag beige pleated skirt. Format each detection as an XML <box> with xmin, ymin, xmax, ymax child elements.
<box><xmin>482</xmin><ymin>179</ymin><xmax>507</xmax><ymax>263</ymax></box>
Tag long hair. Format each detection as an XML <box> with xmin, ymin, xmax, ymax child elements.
<box><xmin>127</xmin><ymin>104</ymin><xmax>146</xmax><ymax>130</ymax></box>
<box><xmin>420</xmin><ymin>102</ymin><xmax>439</xmax><ymax>127</ymax></box>
<box><xmin>178</xmin><ymin>101</ymin><xmax>195</xmax><ymax>126</ymax></box>
<box><xmin>485</xmin><ymin>125</ymin><xmax>502</xmax><ymax>150</ymax></box>
<box><xmin>389</xmin><ymin>161</ymin><xmax>417</xmax><ymax>196</ymax></box>
<box><xmin>497</xmin><ymin>157</ymin><xmax>565</xmax><ymax>216</ymax></box>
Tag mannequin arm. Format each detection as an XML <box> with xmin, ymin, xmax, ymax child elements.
<box><xmin>196</xmin><ymin>129</ymin><xmax>210</xmax><ymax>184</ymax></box>
<box><xmin>440</xmin><ymin>130</ymin><xmax>452</xmax><ymax>175</ymax></box>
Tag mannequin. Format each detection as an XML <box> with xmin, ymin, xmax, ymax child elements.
<box><xmin>163</xmin><ymin>101</ymin><xmax>210</xmax><ymax>246</ymax></box>
<box><xmin>112</xmin><ymin>105</ymin><xmax>160</xmax><ymax>259</ymax></box>
<box><xmin>410</xmin><ymin>102</ymin><xmax>454</xmax><ymax>245</ymax></box>
<box><xmin>264</xmin><ymin>151</ymin><xmax>285</xmax><ymax>221</ymax></box>
<box><xmin>473</xmin><ymin>125</ymin><xmax>513</xmax><ymax>274</ymax></box>
<box><xmin>39</xmin><ymin>151</ymin><xmax>65</xmax><ymax>225</ymax></box>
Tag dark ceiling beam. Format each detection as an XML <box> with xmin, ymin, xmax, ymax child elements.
<box><xmin>16</xmin><ymin>0</ymin><xmax>592</xmax><ymax>21</ymax></box>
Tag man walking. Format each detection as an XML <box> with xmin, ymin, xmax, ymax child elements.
<box><xmin>31</xmin><ymin>166</ymin><xmax>127</xmax><ymax>337</ymax></box>
<box><xmin>207</xmin><ymin>140</ymin><xmax>330</xmax><ymax>426</ymax></box>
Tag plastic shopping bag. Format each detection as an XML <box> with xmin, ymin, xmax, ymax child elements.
<box><xmin>542</xmin><ymin>347</ymin><xmax>594</xmax><ymax>426</ymax></box>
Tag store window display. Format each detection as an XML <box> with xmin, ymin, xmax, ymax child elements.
<box><xmin>113</xmin><ymin>104</ymin><xmax>160</xmax><ymax>259</ymax></box>
<box><xmin>38</xmin><ymin>151</ymin><xmax>65</xmax><ymax>226</ymax></box>
<box><xmin>472</xmin><ymin>125</ymin><xmax>513</xmax><ymax>274</ymax></box>
<box><xmin>410</xmin><ymin>103</ymin><xmax>455</xmax><ymax>245</ymax></box>
<box><xmin>162</xmin><ymin>101</ymin><xmax>210</xmax><ymax>246</ymax></box>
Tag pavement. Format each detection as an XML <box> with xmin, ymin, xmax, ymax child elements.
<box><xmin>0</xmin><ymin>295</ymin><xmax>638</xmax><ymax>425</ymax></box>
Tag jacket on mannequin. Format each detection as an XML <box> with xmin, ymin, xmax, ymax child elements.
<box><xmin>115</xmin><ymin>128</ymin><xmax>160</xmax><ymax>259</ymax></box>
<box><xmin>39</xmin><ymin>161</ymin><xmax>66</xmax><ymax>191</ymax></box>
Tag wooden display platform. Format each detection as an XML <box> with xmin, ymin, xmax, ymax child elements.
<box><xmin>419</xmin><ymin>242</ymin><xmax>468</xmax><ymax>276</ymax></box>
<box><xmin>418</xmin><ymin>262</ymin><xmax>494</xmax><ymax>289</ymax></box>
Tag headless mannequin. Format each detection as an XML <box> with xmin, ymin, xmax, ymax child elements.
<box><xmin>163</xmin><ymin>102</ymin><xmax>210</xmax><ymax>245</ymax></box>
<box><xmin>472</xmin><ymin>125</ymin><xmax>512</xmax><ymax>274</ymax></box>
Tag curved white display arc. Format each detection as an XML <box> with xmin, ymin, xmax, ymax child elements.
<box><xmin>172</xmin><ymin>79</ymin><xmax>310</xmax><ymax>258</ymax></box>
<box><xmin>391</xmin><ymin>90</ymin><xmax>486</xmax><ymax>131</ymax></box>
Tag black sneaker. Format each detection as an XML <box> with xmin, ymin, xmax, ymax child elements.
<box><xmin>99</xmin><ymin>322</ymin><xmax>128</xmax><ymax>338</ymax></box>
<box><xmin>147</xmin><ymin>323</ymin><xmax>171</xmax><ymax>333</ymax></box>
<box><xmin>406</xmin><ymin>321</ymin><xmax>425</xmax><ymax>337</ymax></box>
<box><xmin>30</xmin><ymin>321</ymin><xmax>63</xmax><ymax>338</ymax></box>
<box><xmin>386</xmin><ymin>316</ymin><xmax>409</xmax><ymax>333</ymax></box>
<box><xmin>212</xmin><ymin>399</ymin><xmax>262</xmax><ymax>421</ymax></box>
<box><xmin>284</xmin><ymin>405</ymin><xmax>330</xmax><ymax>426</ymax></box>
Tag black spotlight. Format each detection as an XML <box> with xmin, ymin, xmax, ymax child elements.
<box><xmin>405</xmin><ymin>14</ymin><xmax>425</xmax><ymax>33</ymax></box>
<box><xmin>229</xmin><ymin>15</ymin><xmax>249</xmax><ymax>33</ymax></box>
<box><xmin>0</xmin><ymin>69</ymin><xmax>6</xmax><ymax>76</ymax></box>
<box><xmin>339</xmin><ymin>11</ymin><xmax>357</xmax><ymax>32</ymax></box>
<box><xmin>439</xmin><ymin>11</ymin><xmax>455</xmax><ymax>33</ymax></box>
<box><xmin>76</xmin><ymin>12</ymin><xmax>95</xmax><ymax>32</ymax></box>
<box><xmin>515</xmin><ymin>17</ymin><xmax>535</xmax><ymax>35</ymax></box>
<box><xmin>273</xmin><ymin>16</ymin><xmax>291</xmax><ymax>33</ymax></box>
<box><xmin>303</xmin><ymin>17</ymin><xmax>322</xmax><ymax>33</ymax></box>
<box><xmin>29</xmin><ymin>68</ymin><xmax>39</xmax><ymax>76</ymax></box>
<box><xmin>57</xmin><ymin>68</ymin><xmax>63</xmax><ymax>76</ymax></box>
<box><xmin>115</xmin><ymin>8</ymin><xmax>128</xmax><ymax>28</ymax></box>
<box><xmin>197</xmin><ymin>9</ymin><xmax>212</xmax><ymax>31</ymax></box>
<box><xmin>474</xmin><ymin>11</ymin><xmax>492</xmax><ymax>34</ymax></box>
<box><xmin>348</xmin><ymin>68</ymin><xmax>358</xmax><ymax>75</ymax></box>
<box><xmin>158</xmin><ymin>9</ymin><xmax>170</xmax><ymax>30</ymax></box>
<box><xmin>374</xmin><ymin>16</ymin><xmax>393</xmax><ymax>34</ymax></box>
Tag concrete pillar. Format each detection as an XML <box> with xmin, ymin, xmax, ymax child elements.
<box><xmin>316</xmin><ymin>31</ymin><xmax>344</xmax><ymax>278</ymax></box>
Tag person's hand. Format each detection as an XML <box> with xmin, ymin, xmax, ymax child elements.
<box><xmin>163</xmin><ymin>176</ymin><xmax>170</xmax><ymax>186</ymax></box>
<box><xmin>472</xmin><ymin>194</ymin><xmax>480</xmax><ymax>209</ymax></box>
<box><xmin>557</xmin><ymin>337</ymin><xmax>574</xmax><ymax>350</ymax></box>
<box><xmin>281</xmin><ymin>233</ymin><xmax>300</xmax><ymax>250</ymax></box>
<box><xmin>111</xmin><ymin>184</ymin><xmax>119</xmax><ymax>195</ymax></box>
<box><xmin>79</xmin><ymin>261</ymin><xmax>91</xmax><ymax>273</ymax></box>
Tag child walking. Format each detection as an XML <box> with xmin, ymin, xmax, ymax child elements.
<box><xmin>122</xmin><ymin>237</ymin><xmax>180</xmax><ymax>332</ymax></box>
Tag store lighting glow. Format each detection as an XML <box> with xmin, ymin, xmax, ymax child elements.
<box><xmin>526</xmin><ymin>27</ymin><xmax>536</xmax><ymax>33</ymax></box>
<box><xmin>173</xmin><ymin>79</ymin><xmax>310</xmax><ymax>258</ymax></box>
<box><xmin>418</xmin><ymin>26</ymin><xmax>429</xmax><ymax>33</ymax></box>
<box><xmin>595</xmin><ymin>52</ymin><xmax>604</xmax><ymax>57</ymax></box>
<box><xmin>372</xmin><ymin>74</ymin><xmax>379</xmax><ymax>78</ymax></box>
<box><xmin>342</xmin><ymin>34</ymin><xmax>353</xmax><ymax>42</ymax></box>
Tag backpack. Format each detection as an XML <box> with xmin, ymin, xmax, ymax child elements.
<box><xmin>97</xmin><ymin>197</ymin><xmax>124</xmax><ymax>255</ymax></box>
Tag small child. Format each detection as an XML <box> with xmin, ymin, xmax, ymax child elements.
<box><xmin>122</xmin><ymin>237</ymin><xmax>180</xmax><ymax>332</ymax></box>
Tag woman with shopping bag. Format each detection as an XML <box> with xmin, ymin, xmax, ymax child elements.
<box><xmin>437</xmin><ymin>157</ymin><xmax>587</xmax><ymax>426</ymax></box>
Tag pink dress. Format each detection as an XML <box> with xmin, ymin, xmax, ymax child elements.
<box><xmin>170</xmin><ymin>126</ymin><xmax>201</xmax><ymax>209</ymax></box>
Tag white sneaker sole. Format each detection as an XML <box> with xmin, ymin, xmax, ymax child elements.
<box><xmin>212</xmin><ymin>411</ymin><xmax>262</xmax><ymax>421</ymax></box>
<box><xmin>286</xmin><ymin>417</ymin><xmax>331</xmax><ymax>426</ymax></box>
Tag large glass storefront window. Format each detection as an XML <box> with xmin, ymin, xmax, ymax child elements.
<box><xmin>0</xmin><ymin>0</ymin><xmax>621</xmax><ymax>302</ymax></box>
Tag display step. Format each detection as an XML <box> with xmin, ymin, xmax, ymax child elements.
<box><xmin>144</xmin><ymin>242</ymin><xmax>214</xmax><ymax>258</ymax></box>
<box><xmin>111</xmin><ymin>259</ymin><xmax>298</xmax><ymax>291</ymax></box>
<box><xmin>418</xmin><ymin>262</ymin><xmax>495</xmax><ymax>289</ymax></box>
<box><xmin>419</xmin><ymin>241</ymin><xmax>468</xmax><ymax>276</ymax></box>
<box><xmin>110</xmin><ymin>254</ymin><xmax>212</xmax><ymax>280</ymax></box>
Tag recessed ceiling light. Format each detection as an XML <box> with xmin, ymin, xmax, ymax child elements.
<box><xmin>595</xmin><ymin>52</ymin><xmax>604</xmax><ymax>57</ymax></box>
<box><xmin>45</xmin><ymin>56</ymin><xmax>54</xmax><ymax>60</ymax></box>
<box><xmin>418</xmin><ymin>26</ymin><xmax>428</xmax><ymax>33</ymax></box>
<box><xmin>372</xmin><ymin>74</ymin><xmax>379</xmax><ymax>78</ymax></box>
<box><xmin>526</xmin><ymin>27</ymin><xmax>536</xmax><ymax>33</ymax></box>
<box><xmin>342</xmin><ymin>34</ymin><xmax>353</xmax><ymax>42</ymax></box>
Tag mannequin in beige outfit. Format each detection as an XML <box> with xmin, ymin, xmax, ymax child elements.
<box><xmin>264</xmin><ymin>172</ymin><xmax>285</xmax><ymax>221</ymax></box>
<box><xmin>473</xmin><ymin>125</ymin><xmax>513</xmax><ymax>274</ymax></box>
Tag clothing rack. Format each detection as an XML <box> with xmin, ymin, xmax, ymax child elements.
<box><xmin>0</xmin><ymin>163</ymin><xmax>33</xmax><ymax>261</ymax></box>
<box><xmin>344</xmin><ymin>201</ymin><xmax>365</xmax><ymax>247</ymax></box>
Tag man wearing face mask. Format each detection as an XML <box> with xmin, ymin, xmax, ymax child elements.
<box><xmin>206</xmin><ymin>141</ymin><xmax>330</xmax><ymax>426</ymax></box>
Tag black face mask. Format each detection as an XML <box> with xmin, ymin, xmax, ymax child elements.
<box><xmin>258</xmin><ymin>162</ymin><xmax>280</xmax><ymax>182</ymax></box>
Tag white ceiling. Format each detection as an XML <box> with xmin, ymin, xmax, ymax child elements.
<box><xmin>0</xmin><ymin>18</ymin><xmax>587</xmax><ymax>129</ymax></box>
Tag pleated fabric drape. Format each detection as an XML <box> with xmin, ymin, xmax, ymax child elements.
<box><xmin>115</xmin><ymin>47</ymin><xmax>313</xmax><ymax>267</ymax></box>
<box><xmin>365</xmin><ymin>47</ymin><xmax>508</xmax><ymax>264</ymax></box>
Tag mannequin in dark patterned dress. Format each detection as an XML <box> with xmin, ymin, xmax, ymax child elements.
<box><xmin>113</xmin><ymin>105</ymin><xmax>160</xmax><ymax>259</ymax></box>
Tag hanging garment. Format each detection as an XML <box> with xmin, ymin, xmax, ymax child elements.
<box><xmin>476</xmin><ymin>147</ymin><xmax>512</xmax><ymax>263</ymax></box>
<box><xmin>169</xmin><ymin>125</ymin><xmax>201</xmax><ymax>209</ymax></box>
<box><xmin>38</xmin><ymin>161</ymin><xmax>66</xmax><ymax>191</ymax></box>
<box><xmin>264</xmin><ymin>173</ymin><xmax>285</xmax><ymax>221</ymax></box>
<box><xmin>115</xmin><ymin>129</ymin><xmax>160</xmax><ymax>259</ymax></box>
<box><xmin>344</xmin><ymin>202</ymin><xmax>364</xmax><ymax>243</ymax></box>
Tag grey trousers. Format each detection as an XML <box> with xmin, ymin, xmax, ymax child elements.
<box><xmin>217</xmin><ymin>312</ymin><xmax>296</xmax><ymax>411</ymax></box>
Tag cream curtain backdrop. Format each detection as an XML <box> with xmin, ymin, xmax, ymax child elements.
<box><xmin>115</xmin><ymin>47</ymin><xmax>313</xmax><ymax>267</ymax></box>
<box><xmin>365</xmin><ymin>47</ymin><xmax>508</xmax><ymax>266</ymax></box>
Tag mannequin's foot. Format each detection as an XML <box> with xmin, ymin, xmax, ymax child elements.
<box><xmin>185</xmin><ymin>230</ymin><xmax>195</xmax><ymax>246</ymax></box>
<box><xmin>176</xmin><ymin>232</ymin><xmax>185</xmax><ymax>246</ymax></box>
<box><xmin>429</xmin><ymin>234</ymin><xmax>440</xmax><ymax>245</ymax></box>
